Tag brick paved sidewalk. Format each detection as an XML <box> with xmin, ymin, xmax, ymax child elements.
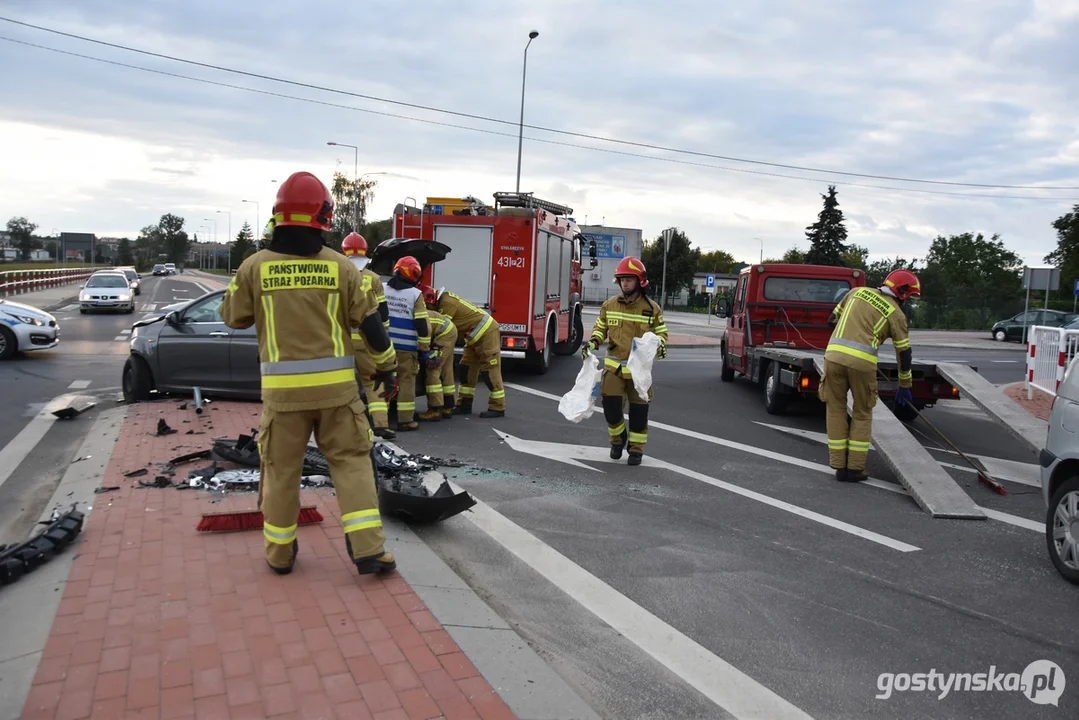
<box><xmin>1003</xmin><ymin>382</ymin><xmax>1053</xmax><ymax>421</ymax></box>
<box><xmin>20</xmin><ymin>400</ymin><xmax>516</xmax><ymax>720</ymax></box>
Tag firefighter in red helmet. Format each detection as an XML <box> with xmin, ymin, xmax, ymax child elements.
<box><xmin>582</xmin><ymin>256</ymin><xmax>668</xmax><ymax>466</ymax></box>
<box><xmin>385</xmin><ymin>256</ymin><xmax>431</xmax><ymax>431</ymax></box>
<box><xmin>221</xmin><ymin>171</ymin><xmax>398</xmax><ymax>576</ymax></box>
<box><xmin>342</xmin><ymin>232</ymin><xmax>398</xmax><ymax>438</ymax></box>
<box><xmin>821</xmin><ymin>268</ymin><xmax>920</xmax><ymax>482</ymax></box>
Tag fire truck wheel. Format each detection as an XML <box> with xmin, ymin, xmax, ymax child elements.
<box><xmin>528</xmin><ymin>320</ymin><xmax>556</xmax><ymax>374</ymax></box>
<box><xmin>553</xmin><ymin>307</ymin><xmax>584</xmax><ymax>356</ymax></box>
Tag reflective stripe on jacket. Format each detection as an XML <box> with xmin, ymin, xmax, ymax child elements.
<box><xmin>221</xmin><ymin>247</ymin><xmax>381</xmax><ymax>411</ymax></box>
<box><xmin>590</xmin><ymin>293</ymin><xmax>668</xmax><ymax>374</ymax></box>
<box><xmin>824</xmin><ymin>287</ymin><xmax>912</xmax><ymax>382</ymax></box>
<box><xmin>427</xmin><ymin>309</ymin><xmax>457</xmax><ymax>344</ymax></box>
<box><xmin>385</xmin><ymin>285</ymin><xmax>429</xmax><ymax>352</ymax></box>
<box><xmin>436</xmin><ymin>292</ymin><xmax>497</xmax><ymax>345</ymax></box>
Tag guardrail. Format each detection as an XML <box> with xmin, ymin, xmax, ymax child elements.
<box><xmin>1025</xmin><ymin>325</ymin><xmax>1079</xmax><ymax>398</ymax></box>
<box><xmin>0</xmin><ymin>267</ymin><xmax>105</xmax><ymax>299</ymax></box>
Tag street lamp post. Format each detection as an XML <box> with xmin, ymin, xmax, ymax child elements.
<box><xmin>754</xmin><ymin>237</ymin><xmax>763</xmax><ymax>263</ymax></box>
<box><xmin>241</xmin><ymin>200</ymin><xmax>259</xmax><ymax>240</ymax></box>
<box><xmin>327</xmin><ymin>141</ymin><xmax>359</xmax><ymax>230</ymax></box>
<box><xmin>516</xmin><ymin>30</ymin><xmax>539</xmax><ymax>193</ymax></box>
<box><xmin>218</xmin><ymin>210</ymin><xmax>232</xmax><ymax>273</ymax></box>
<box><xmin>204</xmin><ymin>218</ymin><xmax>217</xmax><ymax>270</ymax></box>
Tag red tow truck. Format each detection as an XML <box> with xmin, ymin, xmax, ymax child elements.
<box><xmin>388</xmin><ymin>192</ymin><xmax>596</xmax><ymax>373</ymax></box>
<box><xmin>718</xmin><ymin>263</ymin><xmax>962</xmax><ymax>419</ymax></box>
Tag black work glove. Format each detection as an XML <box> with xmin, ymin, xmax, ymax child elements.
<box><xmin>372</xmin><ymin>370</ymin><xmax>399</xmax><ymax>400</ymax></box>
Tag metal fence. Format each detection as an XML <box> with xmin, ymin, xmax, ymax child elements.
<box><xmin>1026</xmin><ymin>325</ymin><xmax>1079</xmax><ymax>398</ymax></box>
<box><xmin>0</xmin><ymin>267</ymin><xmax>103</xmax><ymax>298</ymax></box>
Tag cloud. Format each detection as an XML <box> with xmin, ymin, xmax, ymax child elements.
<box><xmin>0</xmin><ymin>0</ymin><xmax>1075</xmax><ymax>271</ymax></box>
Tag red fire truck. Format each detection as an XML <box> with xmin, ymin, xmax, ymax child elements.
<box><xmin>389</xmin><ymin>192</ymin><xmax>598</xmax><ymax>373</ymax></box>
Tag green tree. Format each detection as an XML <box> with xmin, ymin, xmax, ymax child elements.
<box><xmin>328</xmin><ymin>168</ymin><xmax>379</xmax><ymax>246</ymax></box>
<box><xmin>359</xmin><ymin>218</ymin><xmax>393</xmax><ymax>251</ymax></box>
<box><xmin>157</xmin><ymin>214</ymin><xmax>190</xmax><ymax>265</ymax></box>
<box><xmin>640</xmin><ymin>228</ymin><xmax>700</xmax><ymax>306</ymax></box>
<box><xmin>6</xmin><ymin>217</ymin><xmax>38</xmax><ymax>261</ymax></box>
<box><xmin>697</xmin><ymin>249</ymin><xmax>737</xmax><ymax>274</ymax></box>
<box><xmin>117</xmin><ymin>238</ymin><xmax>135</xmax><ymax>266</ymax></box>
<box><xmin>1046</xmin><ymin>204</ymin><xmax>1079</xmax><ymax>301</ymax></box>
<box><xmin>804</xmin><ymin>185</ymin><xmax>848</xmax><ymax>266</ymax></box>
<box><xmin>919</xmin><ymin>233</ymin><xmax>1022</xmax><ymax>329</ymax></box>
<box><xmin>841</xmin><ymin>243</ymin><xmax>869</xmax><ymax>270</ymax></box>
<box><xmin>231</xmin><ymin>222</ymin><xmax>255</xmax><ymax>268</ymax></box>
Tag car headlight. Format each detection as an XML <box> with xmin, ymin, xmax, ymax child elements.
<box><xmin>80</xmin><ymin>293</ymin><xmax>90</xmax><ymax>301</ymax></box>
<box><xmin>9</xmin><ymin>314</ymin><xmax>44</xmax><ymax>326</ymax></box>
<box><xmin>118</xmin><ymin>294</ymin><xmax>131</xmax><ymax>301</ymax></box>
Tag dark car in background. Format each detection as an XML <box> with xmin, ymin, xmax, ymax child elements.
<box><xmin>121</xmin><ymin>289</ymin><xmax>430</xmax><ymax>403</ymax></box>
<box><xmin>991</xmin><ymin>309</ymin><xmax>1077</xmax><ymax>342</ymax></box>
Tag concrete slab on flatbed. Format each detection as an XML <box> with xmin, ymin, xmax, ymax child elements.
<box><xmin>936</xmin><ymin>363</ymin><xmax>1047</xmax><ymax>457</ymax></box>
<box><xmin>811</xmin><ymin>357</ymin><xmax>986</xmax><ymax>520</ymax></box>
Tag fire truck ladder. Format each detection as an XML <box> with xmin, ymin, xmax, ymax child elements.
<box><xmin>493</xmin><ymin>192</ymin><xmax>574</xmax><ymax>217</ymax></box>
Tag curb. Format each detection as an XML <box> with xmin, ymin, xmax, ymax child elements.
<box><xmin>0</xmin><ymin>404</ymin><xmax>127</xmax><ymax>720</ymax></box>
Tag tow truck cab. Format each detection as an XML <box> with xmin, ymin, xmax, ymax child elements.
<box><xmin>720</xmin><ymin>263</ymin><xmax>960</xmax><ymax>418</ymax></box>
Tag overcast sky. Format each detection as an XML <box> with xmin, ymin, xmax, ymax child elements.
<box><xmin>1</xmin><ymin>0</ymin><xmax>1076</xmax><ymax>267</ymax></box>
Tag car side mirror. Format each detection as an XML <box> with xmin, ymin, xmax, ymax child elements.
<box><xmin>165</xmin><ymin>311</ymin><xmax>180</xmax><ymax>326</ymax></box>
<box><xmin>588</xmin><ymin>239</ymin><xmax>598</xmax><ymax>269</ymax></box>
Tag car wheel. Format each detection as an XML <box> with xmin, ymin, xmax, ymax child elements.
<box><xmin>993</xmin><ymin>329</ymin><xmax>1007</xmax><ymax>342</ymax></box>
<box><xmin>720</xmin><ymin>341</ymin><xmax>734</xmax><ymax>382</ymax></box>
<box><xmin>762</xmin><ymin>362</ymin><xmax>789</xmax><ymax>415</ymax></box>
<box><xmin>0</xmin><ymin>326</ymin><xmax>17</xmax><ymax>360</ymax></box>
<box><xmin>126</xmin><ymin>305</ymin><xmax>135</xmax><ymax>314</ymax></box>
<box><xmin>122</xmin><ymin>355</ymin><xmax>153</xmax><ymax>402</ymax></box>
<box><xmin>1046</xmin><ymin>476</ymin><xmax>1079</xmax><ymax>585</ymax></box>
<box><xmin>80</xmin><ymin>308</ymin><xmax>87</xmax><ymax>315</ymax></box>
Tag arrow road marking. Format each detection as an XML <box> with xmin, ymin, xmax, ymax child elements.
<box><xmin>504</xmin><ymin>383</ymin><xmax>1040</xmax><ymax>533</ymax></box>
<box><xmin>495</xmin><ymin>430</ymin><xmax>920</xmax><ymax>553</ymax></box>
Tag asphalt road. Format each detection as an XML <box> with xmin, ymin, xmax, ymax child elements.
<box><xmin>390</xmin><ymin>351</ymin><xmax>1073</xmax><ymax>720</ymax></box>
<box><xmin>0</xmin><ymin>287</ymin><xmax>1066</xmax><ymax>719</ymax></box>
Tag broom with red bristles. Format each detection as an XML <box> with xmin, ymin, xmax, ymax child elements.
<box><xmin>196</xmin><ymin>506</ymin><xmax>324</xmax><ymax>533</ymax></box>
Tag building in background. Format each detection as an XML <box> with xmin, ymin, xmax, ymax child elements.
<box><xmin>577</xmin><ymin>224</ymin><xmax>642</xmax><ymax>305</ymax></box>
<box><xmin>59</xmin><ymin>232</ymin><xmax>98</xmax><ymax>263</ymax></box>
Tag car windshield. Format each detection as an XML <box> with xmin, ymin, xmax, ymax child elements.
<box><xmin>123</xmin><ymin>270</ymin><xmax>137</xmax><ymax>281</ymax></box>
<box><xmin>153</xmin><ymin>265</ymin><xmax>165</xmax><ymax>270</ymax></box>
<box><xmin>86</xmin><ymin>275</ymin><xmax>129</xmax><ymax>288</ymax></box>
<box><xmin>763</xmin><ymin>276</ymin><xmax>853</xmax><ymax>303</ymax></box>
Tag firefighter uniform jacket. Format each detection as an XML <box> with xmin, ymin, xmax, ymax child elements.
<box><xmin>385</xmin><ymin>285</ymin><xmax>430</xmax><ymax>353</ymax></box>
<box><xmin>221</xmin><ymin>247</ymin><xmax>396</xmax><ymax>411</ymax></box>
<box><xmin>350</xmin><ymin>267</ymin><xmax>391</xmax><ymax>346</ymax></box>
<box><xmin>435</xmin><ymin>292</ymin><xmax>497</xmax><ymax>347</ymax></box>
<box><xmin>825</xmin><ymin>287</ymin><xmax>913</xmax><ymax>387</ymax></box>
<box><xmin>590</xmin><ymin>294</ymin><xmax>668</xmax><ymax>376</ymax></box>
<box><xmin>426</xmin><ymin>309</ymin><xmax>457</xmax><ymax>347</ymax></box>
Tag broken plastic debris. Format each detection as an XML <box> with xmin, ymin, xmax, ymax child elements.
<box><xmin>94</xmin><ymin>486</ymin><xmax>120</xmax><ymax>494</ymax></box>
<box><xmin>71</xmin><ymin>455</ymin><xmax>91</xmax><ymax>463</ymax></box>
<box><xmin>155</xmin><ymin>419</ymin><xmax>176</xmax><ymax>436</ymax></box>
<box><xmin>123</xmin><ymin>468</ymin><xmax>148</xmax><ymax>478</ymax></box>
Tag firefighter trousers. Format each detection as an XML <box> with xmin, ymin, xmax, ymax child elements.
<box><xmin>257</xmin><ymin>396</ymin><xmax>384</xmax><ymax>571</ymax></box>
<box><xmin>395</xmin><ymin>351</ymin><xmax>420</xmax><ymax>424</ymax></box>
<box><xmin>426</xmin><ymin>328</ymin><xmax>459</xmax><ymax>410</ymax></box>
<box><xmin>820</xmin><ymin>360</ymin><xmax>877</xmax><ymax>471</ymax></box>
<box><xmin>460</xmin><ymin>330</ymin><xmax>505</xmax><ymax>412</ymax></box>
<box><xmin>355</xmin><ymin>350</ymin><xmax>389</xmax><ymax>430</ymax></box>
<box><xmin>601</xmin><ymin>368</ymin><xmax>652</xmax><ymax>454</ymax></box>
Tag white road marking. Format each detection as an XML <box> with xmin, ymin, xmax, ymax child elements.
<box><xmin>460</xmin><ymin>497</ymin><xmax>816</xmax><ymax>720</ymax></box>
<box><xmin>990</xmin><ymin>360</ymin><xmax>1020</xmax><ymax>364</ymax></box>
<box><xmin>0</xmin><ymin>403</ymin><xmax>59</xmax><ymax>492</ymax></box>
<box><xmin>113</xmin><ymin>336</ymin><xmax>126</xmax><ymax>341</ymax></box>
<box><xmin>497</xmin><ymin>430</ymin><xmax>920</xmax><ymax>553</ymax></box>
<box><xmin>120</xmin><ymin>329</ymin><xmax>131</xmax><ymax>335</ymax></box>
<box><xmin>67</xmin><ymin>380</ymin><xmax>91</xmax><ymax>389</ymax></box>
<box><xmin>505</xmin><ymin>383</ymin><xmax>1041</xmax><ymax>532</ymax></box>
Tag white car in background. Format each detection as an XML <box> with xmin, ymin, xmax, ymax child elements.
<box><xmin>0</xmin><ymin>298</ymin><xmax>60</xmax><ymax>360</ymax></box>
<box><xmin>117</xmin><ymin>266</ymin><xmax>141</xmax><ymax>295</ymax></box>
<box><xmin>80</xmin><ymin>272</ymin><xmax>135</xmax><ymax>314</ymax></box>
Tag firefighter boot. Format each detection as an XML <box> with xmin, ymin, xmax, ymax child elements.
<box><xmin>346</xmin><ymin>535</ymin><xmax>396</xmax><ymax>574</ymax></box>
<box><xmin>835</xmin><ymin>468</ymin><xmax>849</xmax><ymax>482</ymax></box>
<box><xmin>603</xmin><ymin>395</ymin><xmax>627</xmax><ymax>459</ymax></box>
<box><xmin>268</xmin><ymin>539</ymin><xmax>298</xmax><ymax>576</ymax></box>
<box><xmin>845</xmin><ymin>469</ymin><xmax>870</xmax><ymax>483</ymax></box>
<box><xmin>628</xmin><ymin>452</ymin><xmax>643</xmax><ymax>466</ymax></box>
<box><xmin>397</xmin><ymin>421</ymin><xmax>419</xmax><ymax>432</ymax></box>
<box><xmin>373</xmin><ymin>427</ymin><xmax>397</xmax><ymax>440</ymax></box>
<box><xmin>441</xmin><ymin>397</ymin><xmax>455</xmax><ymax>419</ymax></box>
<box><xmin>417</xmin><ymin>409</ymin><xmax>442</xmax><ymax>422</ymax></box>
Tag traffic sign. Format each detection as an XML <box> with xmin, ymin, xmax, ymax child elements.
<box><xmin>1073</xmin><ymin>278</ymin><xmax>1079</xmax><ymax>296</ymax></box>
<box><xmin>706</xmin><ymin>275</ymin><xmax>715</xmax><ymax>291</ymax></box>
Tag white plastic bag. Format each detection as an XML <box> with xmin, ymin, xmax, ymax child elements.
<box><xmin>558</xmin><ymin>354</ymin><xmax>602</xmax><ymax>423</ymax></box>
<box><xmin>627</xmin><ymin>332</ymin><xmax>662</xmax><ymax>398</ymax></box>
